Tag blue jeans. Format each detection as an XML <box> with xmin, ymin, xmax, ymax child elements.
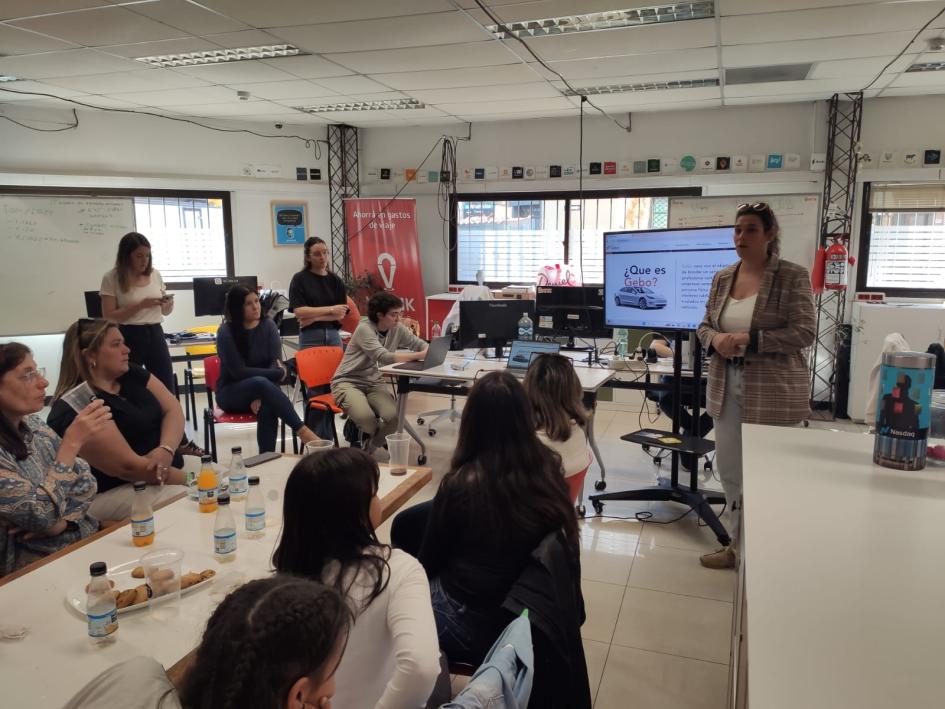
<box><xmin>431</xmin><ymin>577</ymin><xmax>509</xmax><ymax>667</ymax></box>
<box><xmin>216</xmin><ymin>377</ymin><xmax>304</xmax><ymax>453</ymax></box>
<box><xmin>299</xmin><ymin>327</ymin><xmax>342</xmax><ymax>440</ymax></box>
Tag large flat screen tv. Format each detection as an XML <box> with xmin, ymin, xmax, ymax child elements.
<box><xmin>604</xmin><ymin>226</ymin><xmax>737</xmax><ymax>331</ymax></box>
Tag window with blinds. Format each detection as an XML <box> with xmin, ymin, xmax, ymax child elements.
<box><xmin>861</xmin><ymin>183</ymin><xmax>945</xmax><ymax>294</ymax></box>
<box><xmin>453</xmin><ymin>193</ymin><xmax>672</xmax><ymax>285</ymax></box>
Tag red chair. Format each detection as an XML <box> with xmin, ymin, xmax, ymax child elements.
<box><xmin>295</xmin><ymin>346</ymin><xmax>345</xmax><ymax>447</ymax></box>
<box><xmin>202</xmin><ymin>356</ymin><xmax>297</xmax><ymax>462</ymax></box>
<box><xmin>340</xmin><ymin>296</ymin><xmax>361</xmax><ymax>343</ymax></box>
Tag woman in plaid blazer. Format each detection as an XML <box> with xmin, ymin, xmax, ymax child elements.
<box><xmin>696</xmin><ymin>203</ymin><xmax>815</xmax><ymax>569</ymax></box>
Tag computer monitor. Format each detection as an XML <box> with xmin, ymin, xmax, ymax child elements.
<box><xmin>535</xmin><ymin>286</ymin><xmax>612</xmax><ymax>346</ymax></box>
<box><xmin>84</xmin><ymin>291</ymin><xmax>103</xmax><ymax>318</ymax></box>
<box><xmin>604</xmin><ymin>226</ymin><xmax>737</xmax><ymax>331</ymax></box>
<box><xmin>458</xmin><ymin>299</ymin><xmax>536</xmax><ymax>359</ymax></box>
<box><xmin>193</xmin><ymin>276</ymin><xmax>259</xmax><ymax>317</ymax></box>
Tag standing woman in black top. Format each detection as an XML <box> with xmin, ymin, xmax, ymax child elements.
<box><xmin>289</xmin><ymin>237</ymin><xmax>349</xmax><ymax>439</ymax></box>
<box><xmin>100</xmin><ymin>233</ymin><xmax>175</xmax><ymax>393</ymax></box>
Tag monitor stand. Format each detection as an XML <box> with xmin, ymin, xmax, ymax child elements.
<box><xmin>561</xmin><ymin>335</ymin><xmax>592</xmax><ymax>352</ymax></box>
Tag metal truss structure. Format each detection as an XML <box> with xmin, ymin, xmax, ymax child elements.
<box><xmin>809</xmin><ymin>92</ymin><xmax>863</xmax><ymax>417</ymax></box>
<box><xmin>327</xmin><ymin>124</ymin><xmax>359</xmax><ymax>279</ymax></box>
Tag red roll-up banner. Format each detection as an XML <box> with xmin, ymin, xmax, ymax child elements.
<box><xmin>344</xmin><ymin>198</ymin><xmax>427</xmax><ymax>336</ymax></box>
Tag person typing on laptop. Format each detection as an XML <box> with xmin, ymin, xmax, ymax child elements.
<box><xmin>331</xmin><ymin>293</ymin><xmax>427</xmax><ymax>452</ymax></box>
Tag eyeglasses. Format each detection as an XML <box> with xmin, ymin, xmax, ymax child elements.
<box><xmin>736</xmin><ymin>202</ymin><xmax>771</xmax><ymax>213</ymax></box>
<box><xmin>17</xmin><ymin>367</ymin><xmax>45</xmax><ymax>383</ymax></box>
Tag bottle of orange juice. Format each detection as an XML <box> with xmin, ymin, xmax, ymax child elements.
<box><xmin>130</xmin><ymin>481</ymin><xmax>154</xmax><ymax>547</ymax></box>
<box><xmin>197</xmin><ymin>454</ymin><xmax>218</xmax><ymax>513</ymax></box>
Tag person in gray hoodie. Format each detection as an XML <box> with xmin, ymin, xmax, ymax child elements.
<box><xmin>331</xmin><ymin>292</ymin><xmax>427</xmax><ymax>449</ymax></box>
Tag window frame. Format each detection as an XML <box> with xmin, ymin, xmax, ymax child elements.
<box><xmin>449</xmin><ymin>187</ymin><xmax>701</xmax><ymax>287</ymax></box>
<box><xmin>856</xmin><ymin>182</ymin><xmax>945</xmax><ymax>299</ymax></box>
<box><xmin>0</xmin><ymin>185</ymin><xmax>234</xmax><ymax>290</ymax></box>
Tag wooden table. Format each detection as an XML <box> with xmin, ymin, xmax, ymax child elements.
<box><xmin>0</xmin><ymin>455</ymin><xmax>431</xmax><ymax>706</ymax></box>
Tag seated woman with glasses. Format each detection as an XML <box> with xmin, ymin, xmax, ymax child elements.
<box><xmin>47</xmin><ymin>319</ymin><xmax>188</xmax><ymax>521</ymax></box>
<box><xmin>215</xmin><ymin>286</ymin><xmax>321</xmax><ymax>453</ymax></box>
<box><xmin>0</xmin><ymin>343</ymin><xmax>110</xmax><ymax>576</ymax></box>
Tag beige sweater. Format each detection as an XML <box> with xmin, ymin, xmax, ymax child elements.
<box><xmin>331</xmin><ymin>317</ymin><xmax>426</xmax><ymax>390</ymax></box>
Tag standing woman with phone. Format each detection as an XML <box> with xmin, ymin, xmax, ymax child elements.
<box><xmin>100</xmin><ymin>232</ymin><xmax>175</xmax><ymax>393</ymax></box>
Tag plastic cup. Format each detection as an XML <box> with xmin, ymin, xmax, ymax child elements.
<box><xmin>141</xmin><ymin>548</ymin><xmax>183</xmax><ymax>621</ymax></box>
<box><xmin>385</xmin><ymin>432</ymin><xmax>411</xmax><ymax>476</ymax></box>
<box><xmin>60</xmin><ymin>381</ymin><xmax>96</xmax><ymax>414</ymax></box>
<box><xmin>303</xmin><ymin>440</ymin><xmax>333</xmax><ymax>456</ymax></box>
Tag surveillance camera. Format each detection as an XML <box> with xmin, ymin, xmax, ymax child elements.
<box><xmin>274</xmin><ymin>123</ymin><xmax>284</xmax><ymax>130</ymax></box>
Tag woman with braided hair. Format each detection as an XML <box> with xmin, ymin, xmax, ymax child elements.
<box><xmin>63</xmin><ymin>575</ymin><xmax>351</xmax><ymax>709</ymax></box>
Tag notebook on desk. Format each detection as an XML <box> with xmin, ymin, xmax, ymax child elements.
<box><xmin>391</xmin><ymin>335</ymin><xmax>452</xmax><ymax>372</ymax></box>
<box><xmin>505</xmin><ymin>340</ymin><xmax>561</xmax><ymax>376</ymax></box>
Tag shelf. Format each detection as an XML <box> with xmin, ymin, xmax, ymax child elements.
<box><xmin>621</xmin><ymin>428</ymin><xmax>716</xmax><ymax>456</ymax></box>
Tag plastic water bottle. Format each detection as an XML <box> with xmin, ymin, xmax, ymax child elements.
<box><xmin>213</xmin><ymin>493</ymin><xmax>237</xmax><ymax>563</ymax></box>
<box><xmin>615</xmin><ymin>328</ymin><xmax>629</xmax><ymax>357</ymax></box>
<box><xmin>245</xmin><ymin>476</ymin><xmax>265</xmax><ymax>539</ymax></box>
<box><xmin>87</xmin><ymin>562</ymin><xmax>118</xmax><ymax>646</ymax></box>
<box><xmin>431</xmin><ymin>321</ymin><xmax>442</xmax><ymax>338</ymax></box>
<box><xmin>130</xmin><ymin>481</ymin><xmax>154</xmax><ymax>547</ymax></box>
<box><xmin>517</xmin><ymin>312</ymin><xmax>534</xmax><ymax>341</ymax></box>
<box><xmin>227</xmin><ymin>447</ymin><xmax>247</xmax><ymax>500</ymax></box>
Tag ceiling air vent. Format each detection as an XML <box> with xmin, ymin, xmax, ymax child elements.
<box><xmin>725</xmin><ymin>64</ymin><xmax>812</xmax><ymax>85</ymax></box>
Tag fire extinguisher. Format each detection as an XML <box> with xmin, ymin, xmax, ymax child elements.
<box><xmin>824</xmin><ymin>237</ymin><xmax>849</xmax><ymax>290</ymax></box>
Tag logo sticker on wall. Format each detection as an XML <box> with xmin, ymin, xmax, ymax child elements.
<box><xmin>680</xmin><ymin>155</ymin><xmax>696</xmax><ymax>172</ymax></box>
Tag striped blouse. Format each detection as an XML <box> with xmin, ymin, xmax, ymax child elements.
<box><xmin>0</xmin><ymin>415</ymin><xmax>98</xmax><ymax>577</ymax></box>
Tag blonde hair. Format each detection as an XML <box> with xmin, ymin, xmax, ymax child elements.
<box><xmin>523</xmin><ymin>353</ymin><xmax>589</xmax><ymax>442</ymax></box>
<box><xmin>54</xmin><ymin>318</ymin><xmax>118</xmax><ymax>399</ymax></box>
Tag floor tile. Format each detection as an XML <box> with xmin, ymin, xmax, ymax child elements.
<box><xmin>580</xmin><ymin>579</ymin><xmax>626</xmax><ymax>643</ymax></box>
<box><xmin>639</xmin><ymin>513</ymin><xmax>723</xmax><ymax>553</ymax></box>
<box><xmin>583</xmin><ymin>639</ymin><xmax>609</xmax><ymax>704</ymax></box>
<box><xmin>595</xmin><ymin>645</ymin><xmax>728</xmax><ymax>709</ymax></box>
<box><xmin>579</xmin><ymin>519</ymin><xmax>639</xmax><ymax>585</ymax></box>
<box><xmin>628</xmin><ymin>544</ymin><xmax>736</xmax><ymax>602</ymax></box>
<box><xmin>611</xmin><ymin>588</ymin><xmax>732</xmax><ymax>664</ymax></box>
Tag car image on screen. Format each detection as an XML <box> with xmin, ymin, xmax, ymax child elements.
<box><xmin>614</xmin><ymin>286</ymin><xmax>668</xmax><ymax>310</ymax></box>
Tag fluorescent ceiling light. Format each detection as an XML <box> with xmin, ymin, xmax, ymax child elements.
<box><xmin>0</xmin><ymin>75</ymin><xmax>20</xmax><ymax>82</ymax></box>
<box><xmin>486</xmin><ymin>2</ymin><xmax>714</xmax><ymax>39</ymax></box>
<box><xmin>135</xmin><ymin>44</ymin><xmax>303</xmax><ymax>68</ymax></box>
<box><xmin>563</xmin><ymin>78</ymin><xmax>719</xmax><ymax>95</ymax></box>
<box><xmin>906</xmin><ymin>61</ymin><xmax>945</xmax><ymax>72</ymax></box>
<box><xmin>295</xmin><ymin>98</ymin><xmax>425</xmax><ymax>113</ymax></box>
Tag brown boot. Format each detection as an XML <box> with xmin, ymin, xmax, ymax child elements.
<box><xmin>700</xmin><ymin>546</ymin><xmax>737</xmax><ymax>570</ymax></box>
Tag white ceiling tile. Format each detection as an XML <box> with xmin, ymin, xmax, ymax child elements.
<box><xmin>720</xmin><ymin>3</ymin><xmax>944</xmax><ymax>45</ymax></box>
<box><xmin>876</xmin><ymin>85</ymin><xmax>945</xmax><ymax>97</ymax></box>
<box><xmin>199</xmin><ymin>29</ymin><xmax>286</xmax><ymax>49</ymax></box>
<box><xmin>0</xmin><ymin>1</ymin><xmax>110</xmax><ymax>21</ymax></box>
<box><xmin>584</xmin><ymin>85</ymin><xmax>721</xmax><ymax>107</ymax></box>
<box><xmin>174</xmin><ymin>61</ymin><xmax>299</xmax><ymax>85</ymax></box>
<box><xmin>99</xmin><ymin>37</ymin><xmax>228</xmax><ymax>59</ymax></box>
<box><xmin>312</xmin><ymin>75</ymin><xmax>392</xmax><ymax>94</ymax></box>
<box><xmin>571</xmin><ymin>69</ymin><xmax>719</xmax><ymax>87</ymax></box>
<box><xmin>549</xmin><ymin>47</ymin><xmax>718</xmax><ymax>79</ymax></box>
<box><xmin>0</xmin><ymin>22</ymin><xmax>79</xmax><ymax>54</ymax></box>
<box><xmin>807</xmin><ymin>55</ymin><xmax>917</xmax><ymax>80</ymax></box>
<box><xmin>221</xmin><ymin>79</ymin><xmax>338</xmax><ymax>100</ymax></box>
<box><xmin>0</xmin><ymin>80</ymin><xmax>87</xmax><ymax>101</ymax></box>
<box><xmin>164</xmin><ymin>100</ymin><xmax>289</xmax><ymax>117</ymax></box>
<box><xmin>259</xmin><ymin>55</ymin><xmax>353</xmax><ymax>79</ymax></box>
<box><xmin>720</xmin><ymin>0</ymin><xmax>892</xmax><ymax>14</ymax></box>
<box><xmin>722</xmin><ymin>31</ymin><xmax>921</xmax><ymax>68</ymax></box>
<box><xmin>888</xmin><ymin>70</ymin><xmax>945</xmax><ymax>88</ymax></box>
<box><xmin>372</xmin><ymin>64</ymin><xmax>540</xmax><ymax>90</ymax></box>
<box><xmin>129</xmin><ymin>0</ymin><xmax>250</xmax><ymax>36</ymax></box>
<box><xmin>333</xmin><ymin>91</ymin><xmax>411</xmax><ymax>102</ymax></box>
<box><xmin>460</xmin><ymin>1</ymin><xmax>658</xmax><ymax>24</ymax></box>
<box><xmin>522</xmin><ymin>19</ymin><xmax>717</xmax><ymax>61</ymax></box>
<box><xmin>9</xmin><ymin>6</ymin><xmax>188</xmax><ymax>46</ymax></box>
<box><xmin>325</xmin><ymin>41</ymin><xmax>518</xmax><ymax>74</ymax></box>
<box><xmin>409</xmin><ymin>81</ymin><xmax>562</xmax><ymax>103</ymax></box>
<box><xmin>73</xmin><ymin>95</ymin><xmax>150</xmax><ymax>109</ymax></box>
<box><xmin>40</xmin><ymin>68</ymin><xmax>212</xmax><ymax>94</ymax></box>
<box><xmin>108</xmin><ymin>84</ymin><xmax>245</xmax><ymax>106</ymax></box>
<box><xmin>0</xmin><ymin>49</ymin><xmax>142</xmax><ymax>79</ymax></box>
<box><xmin>272</xmin><ymin>11</ymin><xmax>488</xmax><ymax>54</ymax></box>
<box><xmin>724</xmin><ymin>78</ymin><xmax>866</xmax><ymax>98</ymax></box>
<box><xmin>434</xmin><ymin>96</ymin><xmax>575</xmax><ymax>114</ymax></box>
<box><xmin>197</xmin><ymin>0</ymin><xmax>453</xmax><ymax>27</ymax></box>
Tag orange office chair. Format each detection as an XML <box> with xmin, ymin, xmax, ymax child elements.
<box><xmin>202</xmin><ymin>355</ymin><xmax>297</xmax><ymax>462</ymax></box>
<box><xmin>295</xmin><ymin>346</ymin><xmax>345</xmax><ymax>447</ymax></box>
<box><xmin>339</xmin><ymin>296</ymin><xmax>361</xmax><ymax>342</ymax></box>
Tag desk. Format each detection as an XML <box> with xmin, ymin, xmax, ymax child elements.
<box><xmin>735</xmin><ymin>425</ymin><xmax>945</xmax><ymax>708</ymax></box>
<box><xmin>0</xmin><ymin>455</ymin><xmax>430</xmax><ymax>706</ymax></box>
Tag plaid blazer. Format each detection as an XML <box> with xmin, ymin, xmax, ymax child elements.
<box><xmin>696</xmin><ymin>256</ymin><xmax>815</xmax><ymax>425</ymax></box>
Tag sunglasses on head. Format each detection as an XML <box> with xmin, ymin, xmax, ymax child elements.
<box><xmin>737</xmin><ymin>202</ymin><xmax>770</xmax><ymax>213</ymax></box>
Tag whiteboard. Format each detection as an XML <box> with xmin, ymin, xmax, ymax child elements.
<box><xmin>0</xmin><ymin>195</ymin><xmax>134</xmax><ymax>336</ymax></box>
<box><xmin>669</xmin><ymin>194</ymin><xmax>820</xmax><ymax>271</ymax></box>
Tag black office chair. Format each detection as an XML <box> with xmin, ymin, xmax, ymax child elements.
<box><xmin>84</xmin><ymin>291</ymin><xmax>103</xmax><ymax>318</ymax></box>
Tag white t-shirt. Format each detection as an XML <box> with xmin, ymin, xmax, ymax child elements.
<box><xmin>718</xmin><ymin>294</ymin><xmax>757</xmax><ymax>357</ymax></box>
<box><xmin>537</xmin><ymin>422</ymin><xmax>593</xmax><ymax>477</ymax></box>
<box><xmin>100</xmin><ymin>268</ymin><xmax>166</xmax><ymax>325</ymax></box>
<box><xmin>324</xmin><ymin>548</ymin><xmax>441</xmax><ymax>709</ymax></box>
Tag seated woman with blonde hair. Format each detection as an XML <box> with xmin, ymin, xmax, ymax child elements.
<box><xmin>48</xmin><ymin>318</ymin><xmax>188</xmax><ymax>520</ymax></box>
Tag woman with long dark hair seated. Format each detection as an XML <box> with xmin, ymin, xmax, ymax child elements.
<box><xmin>215</xmin><ymin>286</ymin><xmax>320</xmax><ymax>453</ymax></box>
<box><xmin>394</xmin><ymin>371</ymin><xmax>579</xmax><ymax>666</ymax></box>
<box><xmin>273</xmin><ymin>448</ymin><xmax>441</xmax><ymax>709</ymax></box>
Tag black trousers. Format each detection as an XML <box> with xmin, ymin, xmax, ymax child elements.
<box><xmin>120</xmin><ymin>323</ymin><xmax>175</xmax><ymax>393</ymax></box>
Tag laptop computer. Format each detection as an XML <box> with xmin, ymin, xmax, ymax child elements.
<box><xmin>391</xmin><ymin>334</ymin><xmax>453</xmax><ymax>372</ymax></box>
<box><xmin>505</xmin><ymin>340</ymin><xmax>561</xmax><ymax>376</ymax></box>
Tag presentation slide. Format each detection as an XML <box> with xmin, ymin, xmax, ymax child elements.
<box><xmin>604</xmin><ymin>227</ymin><xmax>738</xmax><ymax>330</ymax></box>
